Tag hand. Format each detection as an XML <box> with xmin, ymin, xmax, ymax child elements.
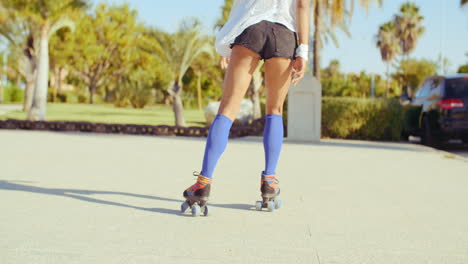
<box><xmin>220</xmin><ymin>56</ymin><xmax>230</xmax><ymax>70</ymax></box>
<box><xmin>291</xmin><ymin>56</ymin><xmax>306</xmax><ymax>86</ymax></box>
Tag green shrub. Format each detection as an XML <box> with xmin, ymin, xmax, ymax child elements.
<box><xmin>240</xmin><ymin>96</ymin><xmax>405</xmax><ymax>141</ymax></box>
<box><xmin>77</xmin><ymin>94</ymin><xmax>87</xmax><ymax>104</ymax></box>
<box><xmin>322</xmin><ymin>97</ymin><xmax>403</xmax><ymax>141</ymax></box>
<box><xmin>3</xmin><ymin>85</ymin><xmax>24</xmax><ymax>103</ymax></box>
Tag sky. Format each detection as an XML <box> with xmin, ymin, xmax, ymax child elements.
<box><xmin>93</xmin><ymin>0</ymin><xmax>468</xmax><ymax>75</ymax></box>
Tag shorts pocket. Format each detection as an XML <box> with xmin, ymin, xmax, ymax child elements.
<box><xmin>272</xmin><ymin>27</ymin><xmax>295</xmax><ymax>56</ymax></box>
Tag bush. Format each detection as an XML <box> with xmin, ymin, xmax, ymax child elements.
<box><xmin>77</xmin><ymin>94</ymin><xmax>87</xmax><ymax>104</ymax></box>
<box><xmin>130</xmin><ymin>85</ymin><xmax>152</xmax><ymax>109</ymax></box>
<box><xmin>243</xmin><ymin>96</ymin><xmax>405</xmax><ymax>141</ymax></box>
<box><xmin>2</xmin><ymin>85</ymin><xmax>24</xmax><ymax>103</ymax></box>
<box><xmin>322</xmin><ymin>97</ymin><xmax>403</xmax><ymax>141</ymax></box>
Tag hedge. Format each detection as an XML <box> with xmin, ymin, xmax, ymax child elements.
<box><xmin>262</xmin><ymin>96</ymin><xmax>403</xmax><ymax>141</ymax></box>
<box><xmin>321</xmin><ymin>97</ymin><xmax>403</xmax><ymax>141</ymax></box>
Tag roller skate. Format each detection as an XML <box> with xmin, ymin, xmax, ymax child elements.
<box><xmin>255</xmin><ymin>173</ymin><xmax>281</xmax><ymax>212</ymax></box>
<box><xmin>180</xmin><ymin>171</ymin><xmax>211</xmax><ymax>217</ymax></box>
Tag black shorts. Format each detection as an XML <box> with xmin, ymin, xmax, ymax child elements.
<box><xmin>229</xmin><ymin>20</ymin><xmax>298</xmax><ymax>60</ymax></box>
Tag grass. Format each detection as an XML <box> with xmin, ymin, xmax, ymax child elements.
<box><xmin>0</xmin><ymin>103</ymin><xmax>207</xmax><ymax>127</ymax></box>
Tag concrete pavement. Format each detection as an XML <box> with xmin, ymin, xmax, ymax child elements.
<box><xmin>0</xmin><ymin>104</ymin><xmax>21</xmax><ymax>115</ymax></box>
<box><xmin>1</xmin><ymin>130</ymin><xmax>467</xmax><ymax>264</ymax></box>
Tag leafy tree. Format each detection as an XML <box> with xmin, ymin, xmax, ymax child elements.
<box><xmin>436</xmin><ymin>54</ymin><xmax>451</xmax><ymax>75</ymax></box>
<box><xmin>2</xmin><ymin>0</ymin><xmax>88</xmax><ymax>120</ymax></box>
<box><xmin>376</xmin><ymin>21</ymin><xmax>399</xmax><ymax>97</ymax></box>
<box><xmin>0</xmin><ymin>4</ymin><xmax>37</xmax><ymax>111</ymax></box>
<box><xmin>311</xmin><ymin>0</ymin><xmax>383</xmax><ymax>80</ymax></box>
<box><xmin>145</xmin><ymin>19</ymin><xmax>213</xmax><ymax>127</ymax></box>
<box><xmin>393</xmin><ymin>58</ymin><xmax>436</xmax><ymax>95</ymax></box>
<box><xmin>393</xmin><ymin>2</ymin><xmax>425</xmax><ymax>94</ymax></box>
<box><xmin>63</xmin><ymin>4</ymin><xmax>144</xmax><ymax>104</ymax></box>
<box><xmin>214</xmin><ymin>0</ymin><xmax>235</xmax><ymax>30</ymax></box>
<box><xmin>458</xmin><ymin>64</ymin><xmax>468</xmax><ymax>73</ymax></box>
<box><xmin>394</xmin><ymin>2</ymin><xmax>425</xmax><ymax>59</ymax></box>
<box><xmin>189</xmin><ymin>47</ymin><xmax>223</xmax><ymax>111</ymax></box>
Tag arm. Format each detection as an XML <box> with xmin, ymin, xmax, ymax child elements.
<box><xmin>296</xmin><ymin>0</ymin><xmax>310</xmax><ymax>47</ymax></box>
<box><xmin>292</xmin><ymin>0</ymin><xmax>311</xmax><ymax>85</ymax></box>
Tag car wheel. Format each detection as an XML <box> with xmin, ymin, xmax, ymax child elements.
<box><xmin>422</xmin><ymin>117</ymin><xmax>440</xmax><ymax>148</ymax></box>
<box><xmin>401</xmin><ymin>130</ymin><xmax>410</xmax><ymax>142</ymax></box>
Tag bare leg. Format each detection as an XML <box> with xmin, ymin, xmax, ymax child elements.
<box><xmin>261</xmin><ymin>57</ymin><xmax>294</xmax><ymax>177</ymax></box>
<box><xmin>218</xmin><ymin>45</ymin><xmax>261</xmax><ymax>120</ymax></box>
<box><xmin>264</xmin><ymin>57</ymin><xmax>294</xmax><ymax>115</ymax></box>
<box><xmin>196</xmin><ymin>45</ymin><xmax>261</xmax><ymax>180</ymax></box>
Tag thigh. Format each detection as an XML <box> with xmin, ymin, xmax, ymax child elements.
<box><xmin>218</xmin><ymin>45</ymin><xmax>261</xmax><ymax>120</ymax></box>
<box><xmin>264</xmin><ymin>57</ymin><xmax>294</xmax><ymax>115</ymax></box>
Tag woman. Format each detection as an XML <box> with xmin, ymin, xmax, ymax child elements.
<box><xmin>181</xmin><ymin>0</ymin><xmax>310</xmax><ymax>215</ymax></box>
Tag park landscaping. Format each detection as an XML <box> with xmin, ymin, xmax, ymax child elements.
<box><xmin>0</xmin><ymin>104</ymin><xmax>206</xmax><ymax>127</ymax></box>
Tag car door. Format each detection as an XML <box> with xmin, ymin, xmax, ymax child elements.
<box><xmin>405</xmin><ymin>79</ymin><xmax>432</xmax><ymax>134</ymax></box>
<box><xmin>424</xmin><ymin>77</ymin><xmax>443</xmax><ymax>130</ymax></box>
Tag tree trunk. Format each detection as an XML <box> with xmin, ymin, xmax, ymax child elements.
<box><xmin>57</xmin><ymin>67</ymin><xmax>63</xmax><ymax>98</ymax></box>
<box><xmin>172</xmin><ymin>81</ymin><xmax>186</xmax><ymax>127</ymax></box>
<box><xmin>312</xmin><ymin>0</ymin><xmax>322</xmax><ymax>81</ymax></box>
<box><xmin>89</xmin><ymin>84</ymin><xmax>95</xmax><ymax>104</ymax></box>
<box><xmin>0</xmin><ymin>53</ymin><xmax>5</xmax><ymax>103</ymax></box>
<box><xmin>385</xmin><ymin>63</ymin><xmax>390</xmax><ymax>98</ymax></box>
<box><xmin>51</xmin><ymin>67</ymin><xmax>59</xmax><ymax>102</ymax></box>
<box><xmin>196</xmin><ymin>70</ymin><xmax>202</xmax><ymax>110</ymax></box>
<box><xmin>27</xmin><ymin>23</ymin><xmax>49</xmax><ymax>121</ymax></box>
<box><xmin>23</xmin><ymin>76</ymin><xmax>35</xmax><ymax>112</ymax></box>
<box><xmin>0</xmin><ymin>76</ymin><xmax>3</xmax><ymax>103</ymax></box>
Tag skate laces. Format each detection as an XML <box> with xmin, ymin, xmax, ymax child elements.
<box><xmin>261</xmin><ymin>175</ymin><xmax>279</xmax><ymax>188</ymax></box>
<box><xmin>186</xmin><ymin>171</ymin><xmax>211</xmax><ymax>193</ymax></box>
<box><xmin>193</xmin><ymin>171</ymin><xmax>211</xmax><ymax>185</ymax></box>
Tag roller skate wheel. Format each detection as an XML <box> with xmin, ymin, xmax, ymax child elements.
<box><xmin>267</xmin><ymin>201</ymin><xmax>275</xmax><ymax>212</ymax></box>
<box><xmin>255</xmin><ymin>201</ymin><xmax>263</xmax><ymax>211</ymax></box>
<box><xmin>202</xmin><ymin>206</ymin><xmax>209</xmax><ymax>216</ymax></box>
<box><xmin>274</xmin><ymin>199</ymin><xmax>282</xmax><ymax>209</ymax></box>
<box><xmin>191</xmin><ymin>204</ymin><xmax>201</xmax><ymax>217</ymax></box>
<box><xmin>181</xmin><ymin>202</ymin><xmax>190</xmax><ymax>213</ymax></box>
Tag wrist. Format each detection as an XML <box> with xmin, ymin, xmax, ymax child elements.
<box><xmin>295</xmin><ymin>44</ymin><xmax>309</xmax><ymax>61</ymax></box>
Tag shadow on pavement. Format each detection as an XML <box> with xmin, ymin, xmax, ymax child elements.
<box><xmin>234</xmin><ymin>137</ymin><xmax>434</xmax><ymax>152</ymax></box>
<box><xmin>0</xmin><ymin>180</ymin><xmax>254</xmax><ymax>216</ymax></box>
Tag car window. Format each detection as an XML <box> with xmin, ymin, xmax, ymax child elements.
<box><xmin>415</xmin><ymin>80</ymin><xmax>432</xmax><ymax>98</ymax></box>
<box><xmin>445</xmin><ymin>78</ymin><xmax>468</xmax><ymax>98</ymax></box>
<box><xmin>429</xmin><ymin>78</ymin><xmax>442</xmax><ymax>97</ymax></box>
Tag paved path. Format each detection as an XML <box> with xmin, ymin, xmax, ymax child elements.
<box><xmin>1</xmin><ymin>130</ymin><xmax>467</xmax><ymax>264</ymax></box>
<box><xmin>0</xmin><ymin>104</ymin><xmax>21</xmax><ymax>115</ymax></box>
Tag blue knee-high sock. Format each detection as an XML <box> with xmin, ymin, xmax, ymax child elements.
<box><xmin>263</xmin><ymin>114</ymin><xmax>283</xmax><ymax>175</ymax></box>
<box><xmin>200</xmin><ymin>114</ymin><xmax>233</xmax><ymax>179</ymax></box>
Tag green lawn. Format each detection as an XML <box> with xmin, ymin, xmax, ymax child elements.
<box><xmin>1</xmin><ymin>103</ymin><xmax>207</xmax><ymax>127</ymax></box>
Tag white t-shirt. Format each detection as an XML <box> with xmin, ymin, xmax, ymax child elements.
<box><xmin>215</xmin><ymin>0</ymin><xmax>297</xmax><ymax>57</ymax></box>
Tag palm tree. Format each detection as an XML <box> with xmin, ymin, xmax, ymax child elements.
<box><xmin>146</xmin><ymin>19</ymin><xmax>213</xmax><ymax>127</ymax></box>
<box><xmin>394</xmin><ymin>2</ymin><xmax>424</xmax><ymax>95</ymax></box>
<box><xmin>311</xmin><ymin>0</ymin><xmax>383</xmax><ymax>80</ymax></box>
<box><xmin>394</xmin><ymin>2</ymin><xmax>425</xmax><ymax>59</ymax></box>
<box><xmin>2</xmin><ymin>0</ymin><xmax>87</xmax><ymax>121</ymax></box>
<box><xmin>0</xmin><ymin>4</ymin><xmax>37</xmax><ymax>111</ymax></box>
<box><xmin>214</xmin><ymin>0</ymin><xmax>235</xmax><ymax>30</ymax></box>
<box><xmin>376</xmin><ymin>21</ymin><xmax>399</xmax><ymax>97</ymax></box>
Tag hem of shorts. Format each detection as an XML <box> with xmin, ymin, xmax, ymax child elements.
<box><xmin>264</xmin><ymin>55</ymin><xmax>296</xmax><ymax>60</ymax></box>
<box><xmin>230</xmin><ymin>43</ymin><xmax>262</xmax><ymax>58</ymax></box>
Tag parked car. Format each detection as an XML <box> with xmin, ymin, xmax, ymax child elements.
<box><xmin>400</xmin><ymin>74</ymin><xmax>468</xmax><ymax>147</ymax></box>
